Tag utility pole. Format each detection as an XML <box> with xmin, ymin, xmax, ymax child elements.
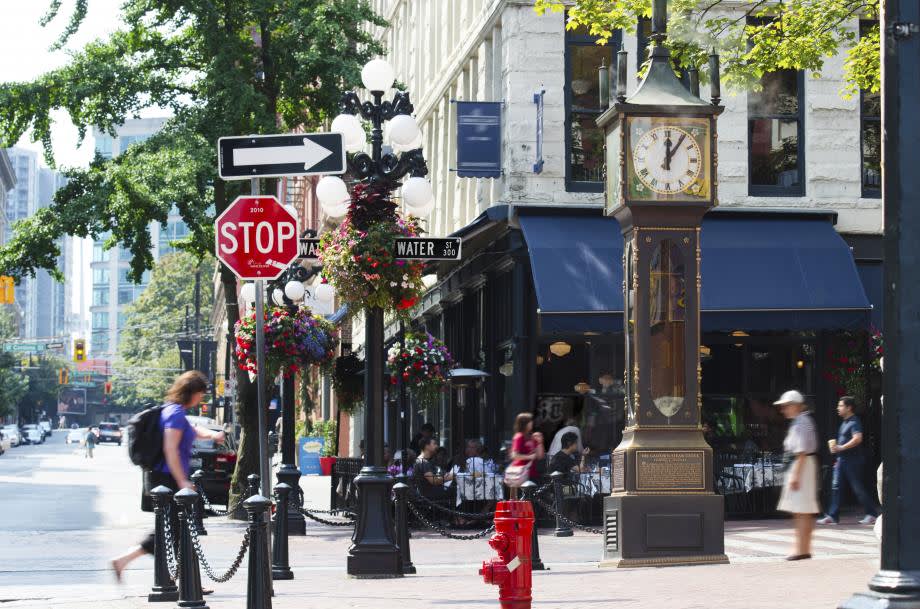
<box><xmin>839</xmin><ymin>2</ymin><xmax>920</xmax><ymax>608</ymax></box>
<box><xmin>193</xmin><ymin>269</ymin><xmax>201</xmax><ymax>372</ymax></box>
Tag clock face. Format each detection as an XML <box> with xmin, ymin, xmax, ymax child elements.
<box><xmin>632</xmin><ymin>126</ymin><xmax>702</xmax><ymax>195</ymax></box>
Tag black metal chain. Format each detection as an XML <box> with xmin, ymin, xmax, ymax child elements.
<box><xmin>293</xmin><ymin>488</ymin><xmax>356</xmax><ymax>517</ymax></box>
<box><xmin>197</xmin><ymin>486</ymin><xmax>243</xmax><ymax>517</ymax></box>
<box><xmin>187</xmin><ymin>516</ymin><xmax>251</xmax><ymax>582</ymax></box>
<box><xmin>162</xmin><ymin>505</ymin><xmax>179</xmax><ymax>580</ymax></box>
<box><xmin>292</xmin><ymin>503</ymin><xmax>356</xmax><ymax>527</ymax></box>
<box><xmin>531</xmin><ymin>492</ymin><xmax>604</xmax><ymax>535</ymax></box>
<box><xmin>409</xmin><ymin>492</ymin><xmax>495</xmax><ymax>520</ymax></box>
<box><xmin>405</xmin><ymin>498</ymin><xmax>495</xmax><ymax>540</ymax></box>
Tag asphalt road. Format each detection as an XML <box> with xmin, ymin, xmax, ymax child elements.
<box><xmin>0</xmin><ymin>431</ymin><xmax>149</xmax><ymax>599</ymax></box>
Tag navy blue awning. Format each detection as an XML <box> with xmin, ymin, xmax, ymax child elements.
<box><xmin>518</xmin><ymin>215</ymin><xmax>623</xmax><ymax>333</ymax></box>
<box><xmin>519</xmin><ymin>213</ymin><xmax>871</xmax><ymax>334</ymax></box>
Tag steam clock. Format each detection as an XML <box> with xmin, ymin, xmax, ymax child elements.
<box><xmin>597</xmin><ymin>0</ymin><xmax>727</xmax><ymax>567</ymax></box>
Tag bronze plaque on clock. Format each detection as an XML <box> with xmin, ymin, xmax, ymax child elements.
<box><xmin>635</xmin><ymin>450</ymin><xmax>705</xmax><ymax>491</ymax></box>
<box><xmin>612</xmin><ymin>452</ymin><xmax>625</xmax><ymax>490</ymax></box>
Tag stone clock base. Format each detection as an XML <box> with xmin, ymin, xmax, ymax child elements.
<box><xmin>600</xmin><ymin>494</ymin><xmax>728</xmax><ymax>568</ymax></box>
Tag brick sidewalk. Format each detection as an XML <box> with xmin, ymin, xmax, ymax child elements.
<box><xmin>0</xmin><ymin>516</ymin><xmax>879</xmax><ymax>608</ymax></box>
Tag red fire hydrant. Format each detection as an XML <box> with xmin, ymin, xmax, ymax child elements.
<box><xmin>479</xmin><ymin>500</ymin><xmax>534</xmax><ymax>609</ymax></box>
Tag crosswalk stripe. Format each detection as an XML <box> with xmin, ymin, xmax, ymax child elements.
<box><xmin>734</xmin><ymin>531</ymin><xmax>874</xmax><ymax>553</ymax></box>
<box><xmin>813</xmin><ymin>529</ymin><xmax>877</xmax><ymax>544</ymax></box>
<box><xmin>723</xmin><ymin>538</ymin><xmax>788</xmax><ymax>555</ymax></box>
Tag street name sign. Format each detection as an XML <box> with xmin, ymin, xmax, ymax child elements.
<box><xmin>218</xmin><ymin>133</ymin><xmax>346</xmax><ymax>180</ymax></box>
<box><xmin>394</xmin><ymin>238</ymin><xmax>461</xmax><ymax>260</ymax></box>
<box><xmin>3</xmin><ymin>342</ymin><xmax>42</xmax><ymax>353</ymax></box>
<box><xmin>298</xmin><ymin>238</ymin><xmax>322</xmax><ymax>260</ymax></box>
<box><xmin>298</xmin><ymin>237</ymin><xmax>461</xmax><ymax>261</ymax></box>
<box><xmin>215</xmin><ymin>195</ymin><xmax>299</xmax><ymax>280</ymax></box>
<box><xmin>45</xmin><ymin>342</ymin><xmax>65</xmax><ymax>351</ymax></box>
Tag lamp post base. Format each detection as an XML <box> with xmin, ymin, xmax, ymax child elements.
<box><xmin>276</xmin><ymin>464</ymin><xmax>306</xmax><ymax>536</ymax></box>
<box><xmin>346</xmin><ymin>466</ymin><xmax>402</xmax><ymax>579</ymax></box>
<box><xmin>839</xmin><ymin>572</ymin><xmax>920</xmax><ymax>609</ymax></box>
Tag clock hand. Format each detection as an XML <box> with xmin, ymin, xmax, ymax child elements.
<box><xmin>663</xmin><ymin>133</ymin><xmax>687</xmax><ymax>171</ymax></box>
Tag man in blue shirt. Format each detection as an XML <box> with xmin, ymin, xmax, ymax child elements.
<box><xmin>817</xmin><ymin>396</ymin><xmax>880</xmax><ymax>525</ymax></box>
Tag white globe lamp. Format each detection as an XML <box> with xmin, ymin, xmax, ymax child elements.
<box><xmin>316</xmin><ymin>176</ymin><xmax>350</xmax><ymax>215</ymax></box>
<box><xmin>284</xmin><ymin>281</ymin><xmax>305</xmax><ymax>302</ymax></box>
<box><xmin>315</xmin><ymin>282</ymin><xmax>334</xmax><ymax>303</ymax></box>
<box><xmin>240</xmin><ymin>282</ymin><xmax>256</xmax><ymax>304</ymax></box>
<box><xmin>393</xmin><ymin>130</ymin><xmax>423</xmax><ymax>152</ymax></box>
<box><xmin>388</xmin><ymin>114</ymin><xmax>420</xmax><ymax>147</ymax></box>
<box><xmin>331</xmin><ymin>113</ymin><xmax>366</xmax><ymax>152</ymax></box>
<box><xmin>402</xmin><ymin>177</ymin><xmax>434</xmax><ymax>215</ymax></box>
<box><xmin>272</xmin><ymin>288</ymin><xmax>285</xmax><ymax>306</ymax></box>
<box><xmin>361</xmin><ymin>59</ymin><xmax>395</xmax><ymax>92</ymax></box>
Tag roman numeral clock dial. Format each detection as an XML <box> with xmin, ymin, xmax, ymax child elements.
<box><xmin>632</xmin><ymin>126</ymin><xmax>702</xmax><ymax>195</ymax></box>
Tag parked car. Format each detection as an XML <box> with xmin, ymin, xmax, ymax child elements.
<box><xmin>0</xmin><ymin>431</ymin><xmax>11</xmax><ymax>455</ymax></box>
<box><xmin>97</xmin><ymin>422</ymin><xmax>122</xmax><ymax>445</ymax></box>
<box><xmin>21</xmin><ymin>424</ymin><xmax>44</xmax><ymax>445</ymax></box>
<box><xmin>1</xmin><ymin>425</ymin><xmax>21</xmax><ymax>447</ymax></box>
<box><xmin>38</xmin><ymin>419</ymin><xmax>52</xmax><ymax>439</ymax></box>
<box><xmin>66</xmin><ymin>427</ymin><xmax>86</xmax><ymax>444</ymax></box>
<box><xmin>189</xmin><ymin>421</ymin><xmax>237</xmax><ymax>507</ymax></box>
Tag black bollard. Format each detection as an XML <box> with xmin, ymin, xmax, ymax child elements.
<box><xmin>271</xmin><ymin>483</ymin><xmax>294</xmax><ymax>580</ymax></box>
<box><xmin>174</xmin><ymin>488</ymin><xmax>209</xmax><ymax>609</ymax></box>
<box><xmin>148</xmin><ymin>485</ymin><xmax>179</xmax><ymax>602</ymax></box>
<box><xmin>190</xmin><ymin>470</ymin><xmax>208</xmax><ymax>535</ymax></box>
<box><xmin>392</xmin><ymin>482</ymin><xmax>416</xmax><ymax>575</ymax></box>
<box><xmin>521</xmin><ymin>481</ymin><xmax>547</xmax><ymax>571</ymax></box>
<box><xmin>247</xmin><ymin>473</ymin><xmax>261</xmax><ymax>499</ymax></box>
<box><xmin>550</xmin><ymin>471</ymin><xmax>573</xmax><ymax>537</ymax></box>
<box><xmin>244</xmin><ymin>493</ymin><xmax>273</xmax><ymax>609</ymax></box>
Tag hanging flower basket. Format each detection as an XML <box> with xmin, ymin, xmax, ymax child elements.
<box><xmin>317</xmin><ymin>182</ymin><xmax>426</xmax><ymax>318</ymax></box>
<box><xmin>388</xmin><ymin>332</ymin><xmax>455</xmax><ymax>408</ymax></box>
<box><xmin>332</xmin><ymin>353</ymin><xmax>364</xmax><ymax>414</ymax></box>
<box><xmin>235</xmin><ymin>306</ymin><xmax>338</xmax><ymax>378</ymax></box>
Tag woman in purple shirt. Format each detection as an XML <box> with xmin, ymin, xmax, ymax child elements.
<box><xmin>111</xmin><ymin>371</ymin><xmax>225</xmax><ymax>582</ymax></box>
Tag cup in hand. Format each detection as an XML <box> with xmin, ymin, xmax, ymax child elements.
<box><xmin>828</xmin><ymin>439</ymin><xmax>837</xmax><ymax>451</ymax></box>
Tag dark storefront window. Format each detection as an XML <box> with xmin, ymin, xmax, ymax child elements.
<box><xmin>701</xmin><ymin>338</ymin><xmax>816</xmax><ymax>454</ymax></box>
<box><xmin>535</xmin><ymin>336</ymin><xmax>625</xmax><ymax>457</ymax></box>
<box><xmin>860</xmin><ymin>21</ymin><xmax>881</xmax><ymax>198</ymax></box>
<box><xmin>748</xmin><ymin>67</ymin><xmax>805</xmax><ymax>196</ymax></box>
<box><xmin>565</xmin><ymin>24</ymin><xmax>617</xmax><ymax>192</ymax></box>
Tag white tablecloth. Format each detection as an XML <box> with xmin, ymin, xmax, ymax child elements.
<box><xmin>454</xmin><ymin>473</ymin><xmax>505</xmax><ymax>506</ymax></box>
<box><xmin>720</xmin><ymin>462</ymin><xmax>782</xmax><ymax>494</ymax></box>
<box><xmin>575</xmin><ymin>469</ymin><xmax>611</xmax><ymax>496</ymax></box>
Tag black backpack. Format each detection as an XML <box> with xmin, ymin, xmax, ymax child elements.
<box><xmin>127</xmin><ymin>405</ymin><xmax>165</xmax><ymax>469</ymax></box>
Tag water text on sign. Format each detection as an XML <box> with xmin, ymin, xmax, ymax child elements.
<box><xmin>298</xmin><ymin>238</ymin><xmax>321</xmax><ymax>260</ymax></box>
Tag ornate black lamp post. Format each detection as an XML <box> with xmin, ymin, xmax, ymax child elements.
<box><xmin>266</xmin><ymin>261</ymin><xmax>316</xmax><ymax>536</ymax></box>
<box><xmin>596</xmin><ymin>0</ymin><xmax>726</xmax><ymax>568</ymax></box>
<box><xmin>319</xmin><ymin>59</ymin><xmax>431</xmax><ymax>578</ymax></box>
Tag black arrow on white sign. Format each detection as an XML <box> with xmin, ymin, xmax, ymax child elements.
<box><xmin>218</xmin><ymin>132</ymin><xmax>346</xmax><ymax>180</ymax></box>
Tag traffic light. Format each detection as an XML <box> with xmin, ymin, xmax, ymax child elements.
<box><xmin>58</xmin><ymin>368</ymin><xmax>69</xmax><ymax>385</ymax></box>
<box><xmin>73</xmin><ymin>339</ymin><xmax>86</xmax><ymax>362</ymax></box>
<box><xmin>0</xmin><ymin>276</ymin><xmax>14</xmax><ymax>304</ymax></box>
<box><xmin>104</xmin><ymin>381</ymin><xmax>112</xmax><ymax>395</ymax></box>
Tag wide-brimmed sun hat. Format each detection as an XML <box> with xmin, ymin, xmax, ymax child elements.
<box><xmin>774</xmin><ymin>390</ymin><xmax>806</xmax><ymax>406</ymax></box>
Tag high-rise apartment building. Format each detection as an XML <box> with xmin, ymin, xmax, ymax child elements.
<box><xmin>4</xmin><ymin>147</ymin><xmax>69</xmax><ymax>339</ymax></box>
<box><xmin>90</xmin><ymin>118</ymin><xmax>188</xmax><ymax>358</ymax></box>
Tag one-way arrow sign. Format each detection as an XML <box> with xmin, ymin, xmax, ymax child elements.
<box><xmin>218</xmin><ymin>133</ymin><xmax>346</xmax><ymax>180</ymax></box>
<box><xmin>298</xmin><ymin>237</ymin><xmax>461</xmax><ymax>261</ymax></box>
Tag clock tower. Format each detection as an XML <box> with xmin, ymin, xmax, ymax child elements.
<box><xmin>597</xmin><ymin>0</ymin><xmax>727</xmax><ymax>567</ymax></box>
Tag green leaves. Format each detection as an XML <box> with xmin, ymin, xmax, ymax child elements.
<box><xmin>0</xmin><ymin>0</ymin><xmax>386</xmax><ymax>282</ymax></box>
<box><xmin>112</xmin><ymin>252</ymin><xmax>215</xmax><ymax>409</ymax></box>
<box><xmin>534</xmin><ymin>0</ymin><xmax>879</xmax><ymax>97</ymax></box>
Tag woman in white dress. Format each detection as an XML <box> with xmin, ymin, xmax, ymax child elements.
<box><xmin>775</xmin><ymin>390</ymin><xmax>820</xmax><ymax>561</ymax></box>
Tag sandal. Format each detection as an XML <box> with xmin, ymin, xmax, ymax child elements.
<box><xmin>785</xmin><ymin>553</ymin><xmax>812</xmax><ymax>561</ymax></box>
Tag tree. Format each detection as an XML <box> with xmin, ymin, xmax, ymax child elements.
<box><xmin>114</xmin><ymin>252</ymin><xmax>215</xmax><ymax>409</ymax></box>
<box><xmin>0</xmin><ymin>308</ymin><xmax>29</xmax><ymax>420</ymax></box>
<box><xmin>0</xmin><ymin>0</ymin><xmax>385</xmax><ymax>509</ymax></box>
<box><xmin>534</xmin><ymin>0</ymin><xmax>880</xmax><ymax>97</ymax></box>
<box><xmin>20</xmin><ymin>355</ymin><xmax>71</xmax><ymax>422</ymax></box>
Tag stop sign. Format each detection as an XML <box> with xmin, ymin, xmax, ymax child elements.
<box><xmin>215</xmin><ymin>195</ymin><xmax>299</xmax><ymax>280</ymax></box>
